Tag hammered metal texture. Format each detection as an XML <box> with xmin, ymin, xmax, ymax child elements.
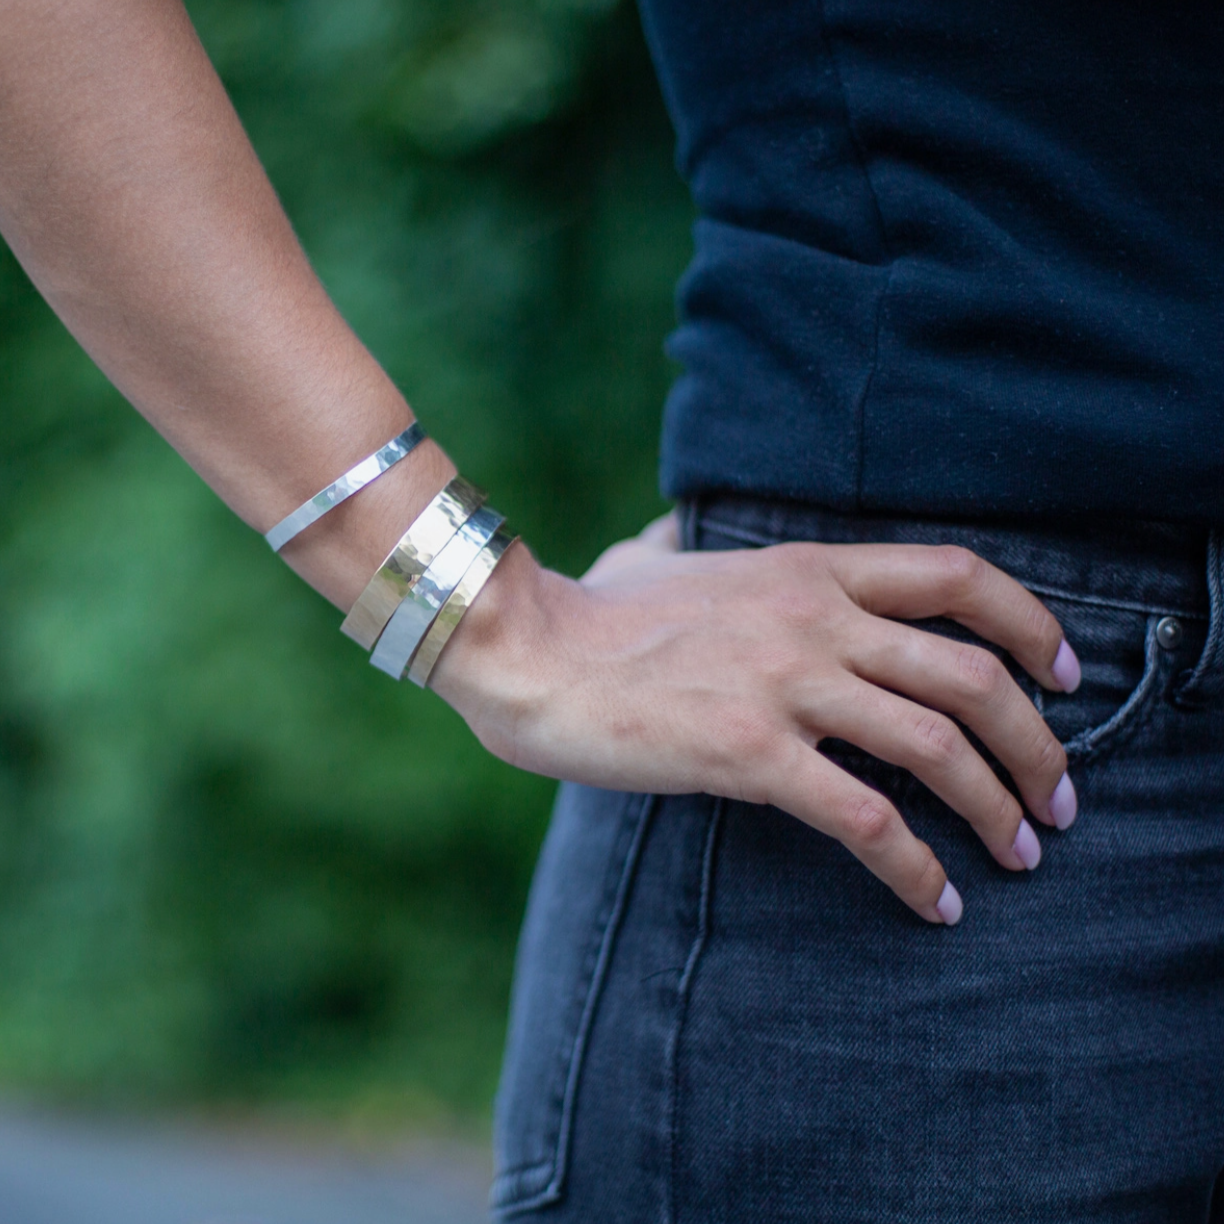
<box><xmin>409</xmin><ymin>529</ymin><xmax>517</xmax><ymax>688</ymax></box>
<box><xmin>340</xmin><ymin>476</ymin><xmax>486</xmax><ymax>649</ymax></box>
<box><xmin>265</xmin><ymin>422</ymin><xmax>426</xmax><ymax>551</ymax></box>
<box><xmin>370</xmin><ymin>506</ymin><xmax>505</xmax><ymax>679</ymax></box>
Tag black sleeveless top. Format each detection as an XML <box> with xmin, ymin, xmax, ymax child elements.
<box><xmin>640</xmin><ymin>0</ymin><xmax>1224</xmax><ymax>524</ymax></box>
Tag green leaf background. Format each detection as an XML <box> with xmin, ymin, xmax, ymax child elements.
<box><xmin>0</xmin><ymin>0</ymin><xmax>691</xmax><ymax>1126</ymax></box>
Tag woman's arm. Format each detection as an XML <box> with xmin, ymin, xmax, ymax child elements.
<box><xmin>0</xmin><ymin>0</ymin><xmax>453</xmax><ymax>607</ymax></box>
<box><xmin>0</xmin><ymin>0</ymin><xmax>1079</xmax><ymax>926</ymax></box>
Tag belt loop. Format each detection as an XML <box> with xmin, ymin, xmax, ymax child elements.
<box><xmin>678</xmin><ymin>497</ymin><xmax>703</xmax><ymax>552</ymax></box>
<box><xmin>1173</xmin><ymin>528</ymin><xmax>1224</xmax><ymax>708</ymax></box>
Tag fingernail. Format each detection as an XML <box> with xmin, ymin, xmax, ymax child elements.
<box><xmin>1012</xmin><ymin>818</ymin><xmax>1042</xmax><ymax>870</ymax></box>
<box><xmin>1051</xmin><ymin>639</ymin><xmax>1081</xmax><ymax>693</ymax></box>
<box><xmin>1048</xmin><ymin>771</ymin><xmax>1077</xmax><ymax>830</ymax></box>
<box><xmin>936</xmin><ymin>880</ymin><xmax>963</xmax><ymax>926</ymax></box>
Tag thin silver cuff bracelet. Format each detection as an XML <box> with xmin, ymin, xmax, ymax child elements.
<box><xmin>264</xmin><ymin>422</ymin><xmax>426</xmax><ymax>552</ymax></box>
<box><xmin>369</xmin><ymin>505</ymin><xmax>505</xmax><ymax>680</ymax></box>
<box><xmin>408</xmin><ymin>529</ymin><xmax>517</xmax><ymax>689</ymax></box>
<box><xmin>340</xmin><ymin>476</ymin><xmax>486</xmax><ymax>650</ymax></box>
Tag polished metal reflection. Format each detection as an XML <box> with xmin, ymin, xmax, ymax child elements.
<box><xmin>370</xmin><ymin>506</ymin><xmax>506</xmax><ymax>679</ymax></box>
<box><xmin>264</xmin><ymin>422</ymin><xmax>426</xmax><ymax>552</ymax></box>
<box><xmin>409</xmin><ymin>529</ymin><xmax>517</xmax><ymax>688</ymax></box>
<box><xmin>1156</xmin><ymin>616</ymin><xmax>1183</xmax><ymax>650</ymax></box>
<box><xmin>340</xmin><ymin>476</ymin><xmax>486</xmax><ymax>649</ymax></box>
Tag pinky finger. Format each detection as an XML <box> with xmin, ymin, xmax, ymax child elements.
<box><xmin>767</xmin><ymin>741</ymin><xmax>964</xmax><ymax>926</ymax></box>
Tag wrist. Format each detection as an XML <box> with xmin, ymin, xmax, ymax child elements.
<box><xmin>429</xmin><ymin>541</ymin><xmax>571</xmax><ymax>750</ymax></box>
<box><xmin>277</xmin><ymin>437</ymin><xmax>457</xmax><ymax>611</ymax></box>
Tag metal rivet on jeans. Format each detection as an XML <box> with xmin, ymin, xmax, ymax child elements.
<box><xmin>1156</xmin><ymin>616</ymin><xmax>1183</xmax><ymax>650</ymax></box>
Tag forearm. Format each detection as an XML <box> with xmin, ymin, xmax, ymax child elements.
<box><xmin>0</xmin><ymin>1</ymin><xmax>1080</xmax><ymax>931</ymax></box>
<box><xmin>0</xmin><ymin>0</ymin><xmax>455</xmax><ymax>608</ymax></box>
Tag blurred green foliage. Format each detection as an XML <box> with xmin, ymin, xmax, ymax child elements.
<box><xmin>0</xmin><ymin>0</ymin><xmax>690</xmax><ymax>1124</ymax></box>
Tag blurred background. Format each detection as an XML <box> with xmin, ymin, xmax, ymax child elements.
<box><xmin>0</xmin><ymin>0</ymin><xmax>690</xmax><ymax>1163</ymax></box>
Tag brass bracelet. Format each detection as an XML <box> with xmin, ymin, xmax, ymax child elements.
<box><xmin>407</xmin><ymin>529</ymin><xmax>517</xmax><ymax>688</ymax></box>
<box><xmin>369</xmin><ymin>505</ymin><xmax>506</xmax><ymax>680</ymax></box>
<box><xmin>265</xmin><ymin>423</ymin><xmax>426</xmax><ymax>552</ymax></box>
<box><xmin>340</xmin><ymin>476</ymin><xmax>485</xmax><ymax>650</ymax></box>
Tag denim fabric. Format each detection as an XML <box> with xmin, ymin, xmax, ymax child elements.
<box><xmin>492</xmin><ymin>499</ymin><xmax>1224</xmax><ymax>1223</ymax></box>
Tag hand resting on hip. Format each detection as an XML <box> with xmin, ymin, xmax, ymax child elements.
<box><xmin>432</xmin><ymin>513</ymin><xmax>1079</xmax><ymax>925</ymax></box>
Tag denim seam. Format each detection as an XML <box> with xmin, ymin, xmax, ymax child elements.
<box><xmin>664</xmin><ymin>799</ymin><xmax>724</xmax><ymax>1224</ymax></box>
<box><xmin>1022</xmin><ymin>581</ymin><xmax>1209</xmax><ymax>622</ymax></box>
<box><xmin>697</xmin><ymin>516</ymin><xmax>1209</xmax><ymax>620</ymax></box>
<box><xmin>679</xmin><ymin>497</ymin><xmax>703</xmax><ymax>553</ymax></box>
<box><xmin>491</xmin><ymin>1159</ymin><xmax>554</xmax><ymax>1204</ymax></box>
<box><xmin>1064</xmin><ymin>616</ymin><xmax>1163</xmax><ymax>761</ymax></box>
<box><xmin>491</xmin><ymin>793</ymin><xmax>658</xmax><ymax>1217</ymax></box>
<box><xmin>492</xmin><ymin>847</ymin><xmax>622</xmax><ymax>1195</ymax></box>
<box><xmin>1173</xmin><ymin>528</ymin><xmax>1224</xmax><ymax>705</ymax></box>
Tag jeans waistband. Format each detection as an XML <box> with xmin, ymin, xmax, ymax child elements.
<box><xmin>682</xmin><ymin>495</ymin><xmax>1213</xmax><ymax>621</ymax></box>
<box><xmin>683</xmin><ymin>494</ymin><xmax>1224</xmax><ymax>708</ymax></box>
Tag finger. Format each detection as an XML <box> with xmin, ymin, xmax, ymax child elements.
<box><xmin>582</xmin><ymin>512</ymin><xmax>681</xmax><ymax>584</ymax></box>
<box><xmin>824</xmin><ymin>543</ymin><xmax>1079</xmax><ymax>692</ymax></box>
<box><xmin>766</xmin><ymin>737</ymin><xmax>963</xmax><ymax>925</ymax></box>
<box><xmin>637</xmin><ymin>510</ymin><xmax>681</xmax><ymax>551</ymax></box>
<box><xmin>803</xmin><ymin>678</ymin><xmax>1042</xmax><ymax>871</ymax></box>
<box><xmin>853</xmin><ymin>620</ymin><xmax>1073</xmax><ymax>827</ymax></box>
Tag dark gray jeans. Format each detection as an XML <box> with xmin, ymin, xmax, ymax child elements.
<box><xmin>492</xmin><ymin>497</ymin><xmax>1224</xmax><ymax>1222</ymax></box>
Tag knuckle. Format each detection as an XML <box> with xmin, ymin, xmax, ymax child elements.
<box><xmin>985</xmin><ymin>785</ymin><xmax>1022</xmax><ymax>833</ymax></box>
<box><xmin>768</xmin><ymin>586</ymin><xmax>816</xmax><ymax>634</ymax></box>
<box><xmin>764</xmin><ymin>550</ymin><xmax>843</xmax><ymax>626</ymax></box>
<box><xmin>769</xmin><ymin>541</ymin><xmax>831</xmax><ymax>584</ymax></box>
<box><xmin>1018</xmin><ymin>597</ymin><xmax>1060</xmax><ymax>651</ymax></box>
<box><xmin>844</xmin><ymin>795</ymin><xmax>897</xmax><ymax>848</ymax></box>
<box><xmin>933</xmin><ymin>544</ymin><xmax>987</xmax><ymax>593</ymax></box>
<box><xmin>748</xmin><ymin>638</ymin><xmax>803</xmax><ymax>691</ymax></box>
<box><xmin>736</xmin><ymin>733</ymin><xmax>810</xmax><ymax>808</ymax></box>
<box><xmin>710</xmin><ymin>708</ymin><xmax>783</xmax><ymax>766</ymax></box>
<box><xmin>1032</xmin><ymin>731</ymin><xmax>1067</xmax><ymax>778</ymax></box>
<box><xmin>912</xmin><ymin>850</ymin><xmax>946</xmax><ymax>902</ymax></box>
<box><xmin>911</xmin><ymin>711</ymin><xmax>963</xmax><ymax>768</ymax></box>
<box><xmin>730</xmin><ymin>769</ymin><xmax>773</xmax><ymax>808</ymax></box>
<box><xmin>953</xmin><ymin>644</ymin><xmax>1006</xmax><ymax>703</ymax></box>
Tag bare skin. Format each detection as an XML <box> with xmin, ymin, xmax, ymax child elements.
<box><xmin>0</xmin><ymin>0</ymin><xmax>1076</xmax><ymax>925</ymax></box>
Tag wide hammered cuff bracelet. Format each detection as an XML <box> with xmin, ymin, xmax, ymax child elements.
<box><xmin>264</xmin><ymin>423</ymin><xmax>426</xmax><ymax>552</ymax></box>
<box><xmin>407</xmin><ymin>528</ymin><xmax>517</xmax><ymax>688</ymax></box>
<box><xmin>369</xmin><ymin>505</ymin><xmax>506</xmax><ymax>680</ymax></box>
<box><xmin>341</xmin><ymin>476</ymin><xmax>486</xmax><ymax>649</ymax></box>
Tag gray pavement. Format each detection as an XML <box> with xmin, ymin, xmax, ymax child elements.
<box><xmin>0</xmin><ymin>1106</ymin><xmax>491</xmax><ymax>1224</ymax></box>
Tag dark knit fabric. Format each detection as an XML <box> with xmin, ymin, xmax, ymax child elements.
<box><xmin>641</xmin><ymin>0</ymin><xmax>1224</xmax><ymax>523</ymax></box>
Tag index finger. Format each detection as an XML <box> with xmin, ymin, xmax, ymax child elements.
<box><xmin>822</xmin><ymin>543</ymin><xmax>1081</xmax><ymax>692</ymax></box>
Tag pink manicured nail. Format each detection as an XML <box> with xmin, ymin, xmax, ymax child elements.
<box><xmin>1013</xmin><ymin>818</ymin><xmax>1042</xmax><ymax>870</ymax></box>
<box><xmin>1051</xmin><ymin>639</ymin><xmax>1081</xmax><ymax>693</ymax></box>
<box><xmin>936</xmin><ymin>881</ymin><xmax>963</xmax><ymax>926</ymax></box>
<box><xmin>1048</xmin><ymin>772</ymin><xmax>1077</xmax><ymax>830</ymax></box>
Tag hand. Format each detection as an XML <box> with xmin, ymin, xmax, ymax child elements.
<box><xmin>431</xmin><ymin>512</ymin><xmax>1079</xmax><ymax>925</ymax></box>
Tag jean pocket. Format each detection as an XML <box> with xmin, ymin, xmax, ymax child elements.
<box><xmin>1018</xmin><ymin>597</ymin><xmax>1166</xmax><ymax>761</ymax></box>
<box><xmin>490</xmin><ymin>785</ymin><xmax>654</xmax><ymax>1217</ymax></box>
<box><xmin>893</xmin><ymin>598</ymin><xmax>1169</xmax><ymax>767</ymax></box>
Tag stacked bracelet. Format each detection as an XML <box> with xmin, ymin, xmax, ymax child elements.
<box><xmin>340</xmin><ymin>476</ymin><xmax>486</xmax><ymax>649</ymax></box>
<box><xmin>370</xmin><ymin>504</ymin><xmax>506</xmax><ymax>679</ymax></box>
<box><xmin>263</xmin><ymin>428</ymin><xmax>516</xmax><ymax>686</ymax></box>
<box><xmin>264</xmin><ymin>423</ymin><xmax>426</xmax><ymax>552</ymax></box>
<box><xmin>406</xmin><ymin>526</ymin><xmax>516</xmax><ymax>687</ymax></box>
<box><xmin>336</xmin><ymin>475</ymin><xmax>517</xmax><ymax>685</ymax></box>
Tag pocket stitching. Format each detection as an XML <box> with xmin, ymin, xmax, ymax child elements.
<box><xmin>490</xmin><ymin>791</ymin><xmax>657</xmax><ymax>1216</ymax></box>
<box><xmin>1062</xmin><ymin>615</ymin><xmax>1163</xmax><ymax>763</ymax></box>
<box><xmin>664</xmin><ymin>799</ymin><xmax>724</xmax><ymax>1224</ymax></box>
